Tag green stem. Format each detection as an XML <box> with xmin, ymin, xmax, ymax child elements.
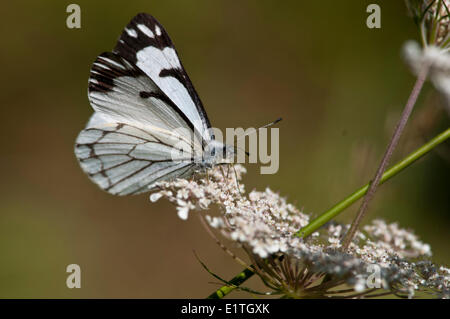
<box><xmin>207</xmin><ymin>268</ymin><xmax>255</xmax><ymax>299</ymax></box>
<box><xmin>206</xmin><ymin>127</ymin><xmax>450</xmax><ymax>299</ymax></box>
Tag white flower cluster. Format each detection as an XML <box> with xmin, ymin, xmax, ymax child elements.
<box><xmin>150</xmin><ymin>165</ymin><xmax>309</xmax><ymax>257</ymax></box>
<box><xmin>149</xmin><ymin>165</ymin><xmax>449</xmax><ymax>298</ymax></box>
<box><xmin>362</xmin><ymin>219</ymin><xmax>431</xmax><ymax>258</ymax></box>
<box><xmin>150</xmin><ymin>165</ymin><xmax>247</xmax><ymax>220</ymax></box>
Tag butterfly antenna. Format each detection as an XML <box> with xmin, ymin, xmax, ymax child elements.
<box><xmin>236</xmin><ymin>117</ymin><xmax>282</xmax><ymax>142</ymax></box>
<box><xmin>233</xmin><ymin>146</ymin><xmax>250</xmax><ymax>157</ymax></box>
<box><xmin>235</xmin><ymin>118</ymin><xmax>282</xmax><ymax>157</ymax></box>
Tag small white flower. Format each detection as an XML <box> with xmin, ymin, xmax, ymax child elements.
<box><xmin>177</xmin><ymin>206</ymin><xmax>190</xmax><ymax>220</ymax></box>
<box><xmin>354</xmin><ymin>276</ymin><xmax>366</xmax><ymax>292</ymax></box>
<box><xmin>177</xmin><ymin>188</ymin><xmax>189</xmax><ymax>200</ymax></box>
<box><xmin>149</xmin><ymin>192</ymin><xmax>163</xmax><ymax>202</ymax></box>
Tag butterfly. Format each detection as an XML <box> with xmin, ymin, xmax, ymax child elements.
<box><xmin>74</xmin><ymin>13</ymin><xmax>238</xmax><ymax>196</ymax></box>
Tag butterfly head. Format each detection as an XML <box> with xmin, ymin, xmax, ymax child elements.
<box><xmin>202</xmin><ymin>140</ymin><xmax>237</xmax><ymax>168</ymax></box>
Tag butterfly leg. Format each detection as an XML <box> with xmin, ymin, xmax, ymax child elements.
<box><xmin>206</xmin><ymin>169</ymin><xmax>210</xmax><ymax>185</ymax></box>
<box><xmin>232</xmin><ymin>165</ymin><xmax>242</xmax><ymax>195</ymax></box>
<box><xmin>219</xmin><ymin>165</ymin><xmax>226</xmax><ymax>181</ymax></box>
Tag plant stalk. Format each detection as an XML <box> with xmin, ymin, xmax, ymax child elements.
<box><xmin>341</xmin><ymin>63</ymin><xmax>430</xmax><ymax>250</ymax></box>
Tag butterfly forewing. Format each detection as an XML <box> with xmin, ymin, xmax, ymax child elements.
<box><xmin>89</xmin><ymin>52</ymin><xmax>201</xmax><ymax>145</ymax></box>
<box><xmin>113</xmin><ymin>13</ymin><xmax>213</xmax><ymax>141</ymax></box>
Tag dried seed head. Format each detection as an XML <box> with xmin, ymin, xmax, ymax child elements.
<box><xmin>406</xmin><ymin>0</ymin><xmax>450</xmax><ymax>48</ymax></box>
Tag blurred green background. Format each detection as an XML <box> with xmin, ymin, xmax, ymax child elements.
<box><xmin>0</xmin><ymin>1</ymin><xmax>448</xmax><ymax>298</ymax></box>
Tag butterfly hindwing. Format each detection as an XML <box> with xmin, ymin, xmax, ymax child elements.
<box><xmin>75</xmin><ymin>114</ymin><xmax>196</xmax><ymax>195</ymax></box>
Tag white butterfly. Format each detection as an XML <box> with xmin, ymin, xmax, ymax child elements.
<box><xmin>75</xmin><ymin>13</ymin><xmax>236</xmax><ymax>195</ymax></box>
